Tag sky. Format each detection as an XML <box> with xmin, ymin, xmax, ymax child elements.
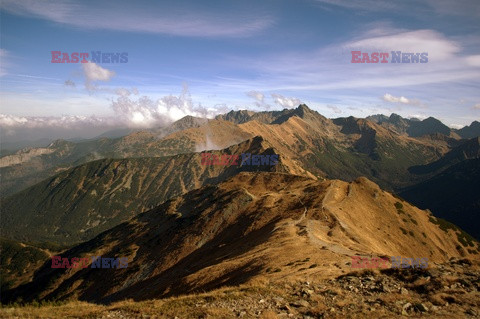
<box><xmin>0</xmin><ymin>0</ymin><xmax>479</xmax><ymax>142</ymax></box>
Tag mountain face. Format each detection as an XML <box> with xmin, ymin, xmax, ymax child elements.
<box><xmin>238</xmin><ymin>109</ymin><xmax>445</xmax><ymax>190</ymax></box>
<box><xmin>0</xmin><ymin>137</ymin><xmax>291</xmax><ymax>246</ymax></box>
<box><xmin>401</xmin><ymin>158</ymin><xmax>480</xmax><ymax>240</ymax></box>
<box><xmin>5</xmin><ymin>172</ymin><xmax>479</xmax><ymax>304</ymax></box>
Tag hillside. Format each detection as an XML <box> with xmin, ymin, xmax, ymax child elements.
<box><xmin>401</xmin><ymin>158</ymin><xmax>480</xmax><ymax>240</ymax></box>
<box><xmin>0</xmin><ymin>238</ymin><xmax>50</xmax><ymax>291</ymax></box>
<box><xmin>5</xmin><ymin>172</ymin><xmax>478</xmax><ymax>304</ymax></box>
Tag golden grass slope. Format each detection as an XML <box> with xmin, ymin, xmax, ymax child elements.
<box><xmin>6</xmin><ymin>172</ymin><xmax>478</xmax><ymax>304</ymax></box>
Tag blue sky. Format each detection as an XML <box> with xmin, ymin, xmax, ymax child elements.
<box><xmin>1</xmin><ymin>0</ymin><xmax>479</xmax><ymax>140</ymax></box>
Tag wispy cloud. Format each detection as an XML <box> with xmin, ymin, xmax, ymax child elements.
<box><xmin>0</xmin><ymin>0</ymin><xmax>273</xmax><ymax>37</ymax></box>
<box><xmin>326</xmin><ymin>105</ymin><xmax>342</xmax><ymax>114</ymax></box>
<box><xmin>344</xmin><ymin>29</ymin><xmax>460</xmax><ymax>61</ymax></box>
<box><xmin>315</xmin><ymin>0</ymin><xmax>480</xmax><ymax>17</ymax></box>
<box><xmin>246</xmin><ymin>90</ymin><xmax>271</xmax><ymax>109</ymax></box>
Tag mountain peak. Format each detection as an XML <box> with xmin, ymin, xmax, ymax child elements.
<box><xmin>296</xmin><ymin>103</ymin><xmax>311</xmax><ymax>113</ymax></box>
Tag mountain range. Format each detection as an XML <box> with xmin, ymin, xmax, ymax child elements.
<box><xmin>1</xmin><ymin>105</ymin><xmax>479</xmax><ymax>317</ymax></box>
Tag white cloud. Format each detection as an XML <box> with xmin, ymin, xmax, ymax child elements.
<box><xmin>271</xmin><ymin>93</ymin><xmax>302</xmax><ymax>108</ymax></box>
<box><xmin>473</xmin><ymin>103</ymin><xmax>480</xmax><ymax>110</ymax></box>
<box><xmin>0</xmin><ymin>113</ymin><xmax>108</xmax><ymax>129</ymax></box>
<box><xmin>82</xmin><ymin>62</ymin><xmax>115</xmax><ymax>82</ymax></box>
<box><xmin>111</xmin><ymin>84</ymin><xmax>223</xmax><ymax>127</ymax></box>
<box><xmin>246</xmin><ymin>91</ymin><xmax>265</xmax><ymax>103</ymax></box>
<box><xmin>0</xmin><ymin>85</ymin><xmax>224</xmax><ymax>133</ymax></box>
<box><xmin>382</xmin><ymin>93</ymin><xmax>411</xmax><ymax>104</ymax></box>
<box><xmin>82</xmin><ymin>62</ymin><xmax>115</xmax><ymax>91</ymax></box>
<box><xmin>0</xmin><ymin>0</ymin><xmax>273</xmax><ymax>38</ymax></box>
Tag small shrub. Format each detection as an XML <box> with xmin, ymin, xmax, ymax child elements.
<box><xmin>400</xmin><ymin>227</ymin><xmax>408</xmax><ymax>235</ymax></box>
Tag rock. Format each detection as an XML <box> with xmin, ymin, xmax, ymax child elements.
<box><xmin>401</xmin><ymin>288</ymin><xmax>409</xmax><ymax>295</ymax></box>
<box><xmin>414</xmin><ymin>303</ymin><xmax>428</xmax><ymax>312</ymax></box>
<box><xmin>466</xmin><ymin>308</ymin><xmax>478</xmax><ymax>316</ymax></box>
<box><xmin>402</xmin><ymin>302</ymin><xmax>412</xmax><ymax>315</ymax></box>
<box><xmin>290</xmin><ymin>300</ymin><xmax>310</xmax><ymax>308</ymax></box>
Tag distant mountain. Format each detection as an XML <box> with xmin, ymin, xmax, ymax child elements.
<box><xmin>401</xmin><ymin>158</ymin><xmax>480</xmax><ymax>240</ymax></box>
<box><xmin>367</xmin><ymin>113</ymin><xmax>457</xmax><ymax>138</ymax></box>
<box><xmin>456</xmin><ymin>120</ymin><xmax>480</xmax><ymax>139</ymax></box>
<box><xmin>216</xmin><ymin>106</ymin><xmax>449</xmax><ymax>190</ymax></box>
<box><xmin>0</xmin><ymin>119</ymin><xmax>252</xmax><ymax>197</ymax></box>
<box><xmin>0</xmin><ymin>138</ymin><xmax>53</xmax><ymax>152</ymax></box>
<box><xmin>215</xmin><ymin>104</ymin><xmax>321</xmax><ymax>125</ymax></box>
<box><xmin>0</xmin><ymin>137</ymin><xmax>293</xmax><ymax>246</ymax></box>
<box><xmin>5</xmin><ymin>172</ymin><xmax>478</xmax><ymax>303</ymax></box>
<box><xmin>94</xmin><ymin>128</ymin><xmax>134</xmax><ymax>139</ymax></box>
<box><xmin>407</xmin><ymin>117</ymin><xmax>452</xmax><ymax>137</ymax></box>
